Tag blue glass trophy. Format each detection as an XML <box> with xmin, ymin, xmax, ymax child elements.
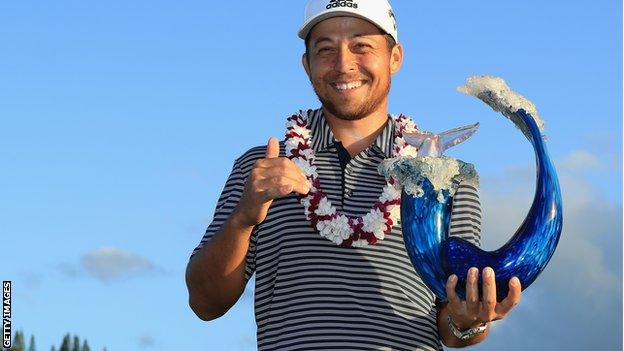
<box><xmin>380</xmin><ymin>76</ymin><xmax>563</xmax><ymax>302</ymax></box>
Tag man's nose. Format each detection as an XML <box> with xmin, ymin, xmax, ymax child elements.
<box><xmin>333</xmin><ymin>45</ymin><xmax>357</xmax><ymax>73</ymax></box>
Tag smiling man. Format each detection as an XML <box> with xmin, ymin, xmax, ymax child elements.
<box><xmin>186</xmin><ymin>1</ymin><xmax>521</xmax><ymax>350</ymax></box>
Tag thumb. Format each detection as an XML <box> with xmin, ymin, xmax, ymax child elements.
<box><xmin>265</xmin><ymin>137</ymin><xmax>280</xmax><ymax>159</ymax></box>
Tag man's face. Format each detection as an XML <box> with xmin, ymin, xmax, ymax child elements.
<box><xmin>302</xmin><ymin>16</ymin><xmax>403</xmax><ymax>121</ymax></box>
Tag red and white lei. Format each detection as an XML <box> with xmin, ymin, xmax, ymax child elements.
<box><xmin>285</xmin><ymin>110</ymin><xmax>418</xmax><ymax>247</ymax></box>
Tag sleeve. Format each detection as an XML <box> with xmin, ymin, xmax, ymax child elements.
<box><xmin>189</xmin><ymin>157</ymin><xmax>257</xmax><ymax>284</ymax></box>
<box><xmin>448</xmin><ymin>181</ymin><xmax>482</xmax><ymax>246</ymax></box>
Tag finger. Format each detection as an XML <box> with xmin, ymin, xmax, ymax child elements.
<box><xmin>291</xmin><ymin>180</ymin><xmax>311</xmax><ymax>195</ymax></box>
<box><xmin>254</xmin><ymin>162</ymin><xmax>309</xmax><ymax>184</ymax></box>
<box><xmin>257</xmin><ymin>174</ymin><xmax>309</xmax><ymax>192</ymax></box>
<box><xmin>479</xmin><ymin>267</ymin><xmax>497</xmax><ymax>322</ymax></box>
<box><xmin>265</xmin><ymin>137</ymin><xmax>280</xmax><ymax>159</ymax></box>
<box><xmin>465</xmin><ymin>267</ymin><xmax>480</xmax><ymax>317</ymax></box>
<box><xmin>255</xmin><ymin>157</ymin><xmax>308</xmax><ymax>182</ymax></box>
<box><xmin>283</xmin><ymin>158</ymin><xmax>310</xmax><ymax>181</ymax></box>
<box><xmin>496</xmin><ymin>277</ymin><xmax>522</xmax><ymax>316</ymax></box>
<box><xmin>258</xmin><ymin>184</ymin><xmax>293</xmax><ymax>202</ymax></box>
<box><xmin>257</xmin><ymin>177</ymin><xmax>309</xmax><ymax>200</ymax></box>
<box><xmin>445</xmin><ymin>274</ymin><xmax>463</xmax><ymax>313</ymax></box>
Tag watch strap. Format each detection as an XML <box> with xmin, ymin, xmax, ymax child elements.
<box><xmin>447</xmin><ymin>315</ymin><xmax>488</xmax><ymax>340</ymax></box>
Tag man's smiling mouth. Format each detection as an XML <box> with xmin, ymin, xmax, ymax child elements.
<box><xmin>331</xmin><ymin>80</ymin><xmax>366</xmax><ymax>91</ymax></box>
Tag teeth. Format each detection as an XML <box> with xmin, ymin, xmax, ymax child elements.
<box><xmin>335</xmin><ymin>81</ymin><xmax>363</xmax><ymax>90</ymax></box>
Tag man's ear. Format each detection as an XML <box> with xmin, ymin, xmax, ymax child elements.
<box><xmin>390</xmin><ymin>43</ymin><xmax>403</xmax><ymax>75</ymax></box>
<box><xmin>302</xmin><ymin>53</ymin><xmax>311</xmax><ymax>77</ymax></box>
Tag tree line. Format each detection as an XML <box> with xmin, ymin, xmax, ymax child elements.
<box><xmin>2</xmin><ymin>330</ymin><xmax>107</xmax><ymax>351</ymax></box>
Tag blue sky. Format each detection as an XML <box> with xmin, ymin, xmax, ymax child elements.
<box><xmin>1</xmin><ymin>1</ymin><xmax>621</xmax><ymax>350</ymax></box>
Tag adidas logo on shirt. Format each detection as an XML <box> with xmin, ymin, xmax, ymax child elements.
<box><xmin>326</xmin><ymin>0</ymin><xmax>358</xmax><ymax>10</ymax></box>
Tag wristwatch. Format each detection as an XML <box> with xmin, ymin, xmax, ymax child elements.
<box><xmin>447</xmin><ymin>316</ymin><xmax>488</xmax><ymax>340</ymax></box>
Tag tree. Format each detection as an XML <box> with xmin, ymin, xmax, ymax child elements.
<box><xmin>12</xmin><ymin>330</ymin><xmax>25</xmax><ymax>351</ymax></box>
<box><xmin>70</xmin><ymin>336</ymin><xmax>79</xmax><ymax>351</ymax></box>
<box><xmin>79</xmin><ymin>341</ymin><xmax>90</xmax><ymax>351</ymax></box>
<box><xmin>28</xmin><ymin>335</ymin><xmax>35</xmax><ymax>351</ymax></box>
<box><xmin>50</xmin><ymin>347</ymin><xmax>56</xmax><ymax>351</ymax></box>
<box><xmin>59</xmin><ymin>334</ymin><xmax>71</xmax><ymax>351</ymax></box>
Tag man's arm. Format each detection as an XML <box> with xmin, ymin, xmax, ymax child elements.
<box><xmin>185</xmin><ymin>137</ymin><xmax>310</xmax><ymax>321</ymax></box>
<box><xmin>185</xmin><ymin>211</ymin><xmax>254</xmax><ymax>321</ymax></box>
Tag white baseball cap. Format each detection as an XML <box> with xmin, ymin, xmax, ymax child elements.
<box><xmin>298</xmin><ymin>0</ymin><xmax>398</xmax><ymax>43</ymax></box>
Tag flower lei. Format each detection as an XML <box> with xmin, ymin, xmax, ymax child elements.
<box><xmin>285</xmin><ymin>110</ymin><xmax>418</xmax><ymax>247</ymax></box>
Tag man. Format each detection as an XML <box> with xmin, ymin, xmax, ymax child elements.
<box><xmin>186</xmin><ymin>0</ymin><xmax>521</xmax><ymax>349</ymax></box>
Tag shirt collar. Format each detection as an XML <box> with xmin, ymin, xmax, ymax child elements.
<box><xmin>309</xmin><ymin>108</ymin><xmax>395</xmax><ymax>158</ymax></box>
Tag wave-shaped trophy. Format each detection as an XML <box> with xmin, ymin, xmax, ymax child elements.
<box><xmin>380</xmin><ymin>75</ymin><xmax>564</xmax><ymax>302</ymax></box>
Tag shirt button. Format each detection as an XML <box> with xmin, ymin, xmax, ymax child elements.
<box><xmin>345</xmin><ymin>188</ymin><xmax>353</xmax><ymax>198</ymax></box>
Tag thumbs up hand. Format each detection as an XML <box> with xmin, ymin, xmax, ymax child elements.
<box><xmin>233</xmin><ymin>137</ymin><xmax>311</xmax><ymax>228</ymax></box>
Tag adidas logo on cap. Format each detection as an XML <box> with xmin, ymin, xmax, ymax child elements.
<box><xmin>326</xmin><ymin>0</ymin><xmax>358</xmax><ymax>10</ymax></box>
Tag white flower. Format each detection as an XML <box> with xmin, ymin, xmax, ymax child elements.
<box><xmin>316</xmin><ymin>220</ymin><xmax>333</xmax><ymax>240</ymax></box>
<box><xmin>333</xmin><ymin>215</ymin><xmax>353</xmax><ymax>240</ymax></box>
<box><xmin>286</xmin><ymin>119</ymin><xmax>298</xmax><ymax>129</ymax></box>
<box><xmin>394</xmin><ymin>136</ymin><xmax>405</xmax><ymax>145</ymax></box>
<box><xmin>315</xmin><ymin>197</ymin><xmax>336</xmax><ymax>216</ymax></box>
<box><xmin>293</xmin><ymin>158</ymin><xmax>318</xmax><ymax>177</ymax></box>
<box><xmin>362</xmin><ymin>208</ymin><xmax>387</xmax><ymax>239</ymax></box>
<box><xmin>330</xmin><ymin>215</ymin><xmax>353</xmax><ymax>241</ymax></box>
<box><xmin>300</xmin><ymin>196</ymin><xmax>312</xmax><ymax>219</ymax></box>
<box><xmin>316</xmin><ymin>215</ymin><xmax>353</xmax><ymax>244</ymax></box>
<box><xmin>316</xmin><ymin>221</ymin><xmax>341</xmax><ymax>244</ymax></box>
<box><xmin>380</xmin><ymin>185</ymin><xmax>401</xmax><ymax>203</ymax></box>
<box><xmin>403</xmin><ymin>119</ymin><xmax>417</xmax><ymax>133</ymax></box>
<box><xmin>291</xmin><ymin>125</ymin><xmax>311</xmax><ymax>139</ymax></box>
<box><xmin>299</xmin><ymin>148</ymin><xmax>315</xmax><ymax>161</ymax></box>
<box><xmin>284</xmin><ymin>138</ymin><xmax>301</xmax><ymax>154</ymax></box>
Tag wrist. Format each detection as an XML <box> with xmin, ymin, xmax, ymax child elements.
<box><xmin>454</xmin><ymin>318</ymin><xmax>485</xmax><ymax>331</ymax></box>
<box><xmin>447</xmin><ymin>315</ymin><xmax>488</xmax><ymax>341</ymax></box>
<box><xmin>230</xmin><ymin>207</ymin><xmax>256</xmax><ymax>233</ymax></box>
<box><xmin>447</xmin><ymin>310</ymin><xmax>485</xmax><ymax>331</ymax></box>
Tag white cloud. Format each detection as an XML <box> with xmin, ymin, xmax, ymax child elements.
<box><xmin>81</xmin><ymin>247</ymin><xmax>157</xmax><ymax>283</ymax></box>
<box><xmin>555</xmin><ymin>149</ymin><xmax>602</xmax><ymax>171</ymax></box>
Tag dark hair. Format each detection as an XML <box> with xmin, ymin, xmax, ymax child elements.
<box><xmin>304</xmin><ymin>33</ymin><xmax>397</xmax><ymax>63</ymax></box>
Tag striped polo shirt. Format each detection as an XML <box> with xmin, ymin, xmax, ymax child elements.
<box><xmin>191</xmin><ymin>109</ymin><xmax>482</xmax><ymax>351</ymax></box>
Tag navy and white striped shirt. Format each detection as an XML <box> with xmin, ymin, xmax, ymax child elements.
<box><xmin>191</xmin><ymin>109</ymin><xmax>482</xmax><ymax>351</ymax></box>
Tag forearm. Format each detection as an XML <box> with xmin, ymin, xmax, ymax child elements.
<box><xmin>185</xmin><ymin>209</ymin><xmax>254</xmax><ymax>321</ymax></box>
<box><xmin>437</xmin><ymin>302</ymin><xmax>490</xmax><ymax>348</ymax></box>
